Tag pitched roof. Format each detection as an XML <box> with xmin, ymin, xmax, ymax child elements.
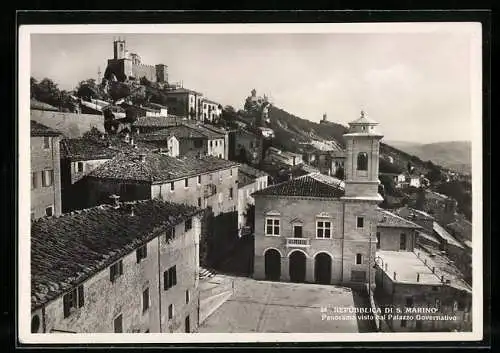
<box><xmin>60</xmin><ymin>138</ymin><xmax>119</xmax><ymax>161</ymax></box>
<box><xmin>89</xmin><ymin>150</ymin><xmax>238</xmax><ymax>183</ymax></box>
<box><xmin>31</xmin><ymin>199</ymin><xmax>202</xmax><ymax>310</ymax></box>
<box><xmin>30</xmin><ymin>99</ymin><xmax>59</xmax><ymax>112</ymax></box>
<box><xmin>252</xmin><ymin>173</ymin><xmax>344</xmax><ymax>198</ymax></box>
<box><xmin>30</xmin><ymin>120</ymin><xmax>62</xmax><ymax>137</ymax></box>
<box><xmin>165</xmin><ymin>87</ymin><xmax>202</xmax><ymax>95</ymax></box>
<box><xmin>238</xmin><ymin>163</ymin><xmax>269</xmax><ymax>179</ymax></box>
<box><xmin>182</xmin><ymin>123</ymin><xmax>226</xmax><ymax>138</ymax></box>
<box><xmin>433</xmin><ymin>222</ymin><xmax>464</xmax><ymax>249</ymax></box>
<box><xmin>133</xmin><ymin>115</ymin><xmax>186</xmax><ymax>128</ymax></box>
<box><xmin>377</xmin><ymin>208</ymin><xmax>422</xmax><ymax>229</ymax></box>
<box><xmin>349</xmin><ymin>114</ymin><xmax>378</xmax><ymax>125</ymax></box>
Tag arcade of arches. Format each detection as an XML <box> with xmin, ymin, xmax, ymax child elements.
<box><xmin>263</xmin><ymin>249</ymin><xmax>333</xmax><ymax>284</ymax></box>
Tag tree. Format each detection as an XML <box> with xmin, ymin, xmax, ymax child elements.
<box><xmin>415</xmin><ymin>187</ymin><xmax>426</xmax><ymax>210</ymax></box>
<box><xmin>139</xmin><ymin>76</ymin><xmax>152</xmax><ymax>87</ymax></box>
<box><xmin>108</xmin><ymin>81</ymin><xmax>131</xmax><ymax>103</ymax></box>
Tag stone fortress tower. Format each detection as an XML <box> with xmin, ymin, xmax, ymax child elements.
<box><xmin>105</xmin><ymin>38</ymin><xmax>168</xmax><ymax>83</ymax></box>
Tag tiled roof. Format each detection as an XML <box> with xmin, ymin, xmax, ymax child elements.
<box><xmin>31</xmin><ymin>199</ymin><xmax>202</xmax><ymax>310</ymax></box>
<box><xmin>239</xmin><ymin>163</ymin><xmax>268</xmax><ymax>179</ymax></box>
<box><xmin>89</xmin><ymin>150</ymin><xmax>238</xmax><ymax>183</ymax></box>
<box><xmin>60</xmin><ymin>138</ymin><xmax>119</xmax><ymax>161</ymax></box>
<box><xmin>31</xmin><ymin>120</ymin><xmax>62</xmax><ymax>136</ymax></box>
<box><xmin>377</xmin><ymin>208</ymin><xmax>422</xmax><ymax>229</ymax></box>
<box><xmin>165</xmin><ymin>87</ymin><xmax>202</xmax><ymax>95</ymax></box>
<box><xmin>433</xmin><ymin>222</ymin><xmax>464</xmax><ymax>249</ymax></box>
<box><xmin>182</xmin><ymin>123</ymin><xmax>226</xmax><ymax>138</ymax></box>
<box><xmin>133</xmin><ymin>116</ymin><xmax>186</xmax><ymax>127</ymax></box>
<box><xmin>252</xmin><ymin>173</ymin><xmax>344</xmax><ymax>198</ymax></box>
<box><xmin>30</xmin><ymin>99</ymin><xmax>59</xmax><ymax>112</ymax></box>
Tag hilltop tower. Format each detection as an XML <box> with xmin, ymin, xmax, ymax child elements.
<box><xmin>113</xmin><ymin>38</ymin><xmax>127</xmax><ymax>60</ymax></box>
<box><xmin>342</xmin><ymin>110</ymin><xmax>384</xmax><ymax>201</ymax></box>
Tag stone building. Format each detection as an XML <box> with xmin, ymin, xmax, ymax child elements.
<box><xmin>31</xmin><ymin>121</ymin><xmax>63</xmax><ymax>220</ymax></box>
<box><xmin>201</xmin><ymin>98</ymin><xmax>222</xmax><ymax>123</ymax></box>
<box><xmin>86</xmin><ymin>150</ymin><xmax>238</xmax><ymax>217</ymax></box>
<box><xmin>265</xmin><ymin>146</ymin><xmax>303</xmax><ymax>167</ymax></box>
<box><xmin>105</xmin><ymin>39</ymin><xmax>168</xmax><ymax>83</ymax></box>
<box><xmin>30</xmin><ymin>199</ymin><xmax>202</xmax><ymax>333</ymax></box>
<box><xmin>237</xmin><ymin>164</ymin><xmax>269</xmax><ymax>231</ymax></box>
<box><xmin>233</xmin><ymin>128</ymin><xmax>264</xmax><ymax>165</ymax></box>
<box><xmin>164</xmin><ymin>88</ymin><xmax>204</xmax><ymax>121</ymax></box>
<box><xmin>252</xmin><ymin>112</ymin><xmax>383</xmax><ymax>289</ymax></box>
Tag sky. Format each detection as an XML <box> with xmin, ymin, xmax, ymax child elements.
<box><xmin>30</xmin><ymin>30</ymin><xmax>478</xmax><ymax>143</ymax></box>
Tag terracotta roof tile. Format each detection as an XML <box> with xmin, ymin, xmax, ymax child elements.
<box><xmin>89</xmin><ymin>151</ymin><xmax>238</xmax><ymax>183</ymax></box>
<box><xmin>377</xmin><ymin>208</ymin><xmax>422</xmax><ymax>229</ymax></box>
<box><xmin>252</xmin><ymin>173</ymin><xmax>344</xmax><ymax>198</ymax></box>
<box><xmin>31</xmin><ymin>199</ymin><xmax>202</xmax><ymax>310</ymax></box>
<box><xmin>60</xmin><ymin>138</ymin><xmax>118</xmax><ymax>161</ymax></box>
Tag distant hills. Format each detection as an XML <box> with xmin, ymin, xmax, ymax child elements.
<box><xmin>266</xmin><ymin>106</ymin><xmax>429</xmax><ymax>176</ymax></box>
<box><xmin>385</xmin><ymin>140</ymin><xmax>471</xmax><ymax>175</ymax></box>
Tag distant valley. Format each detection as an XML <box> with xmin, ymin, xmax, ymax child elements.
<box><xmin>385</xmin><ymin>140</ymin><xmax>472</xmax><ymax>175</ymax></box>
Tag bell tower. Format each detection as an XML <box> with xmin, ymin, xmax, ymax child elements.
<box><xmin>342</xmin><ymin>110</ymin><xmax>384</xmax><ymax>201</ymax></box>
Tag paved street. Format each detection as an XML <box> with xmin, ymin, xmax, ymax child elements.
<box><xmin>198</xmin><ymin>276</ymin><xmax>360</xmax><ymax>333</ymax></box>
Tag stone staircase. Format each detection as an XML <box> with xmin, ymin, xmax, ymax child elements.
<box><xmin>198</xmin><ymin>270</ymin><xmax>234</xmax><ymax>325</ymax></box>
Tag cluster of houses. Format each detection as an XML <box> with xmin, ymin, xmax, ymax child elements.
<box><xmin>29</xmin><ymin>42</ymin><xmax>473</xmax><ymax>333</ymax></box>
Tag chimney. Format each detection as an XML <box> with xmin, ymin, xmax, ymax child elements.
<box><xmin>109</xmin><ymin>194</ymin><xmax>120</xmax><ymax>209</ymax></box>
<box><xmin>139</xmin><ymin>154</ymin><xmax>146</xmax><ymax>162</ymax></box>
<box><xmin>416</xmin><ymin>273</ymin><xmax>420</xmax><ymax>282</ymax></box>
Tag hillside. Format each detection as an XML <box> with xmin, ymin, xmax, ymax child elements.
<box><xmin>267</xmin><ymin>105</ymin><xmax>428</xmax><ymax>175</ymax></box>
<box><xmin>386</xmin><ymin>141</ymin><xmax>471</xmax><ymax>175</ymax></box>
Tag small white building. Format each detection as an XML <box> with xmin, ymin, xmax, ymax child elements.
<box><xmin>237</xmin><ymin>164</ymin><xmax>269</xmax><ymax>231</ymax></box>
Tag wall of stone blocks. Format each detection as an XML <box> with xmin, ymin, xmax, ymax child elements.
<box><xmin>253</xmin><ymin>196</ymin><xmax>377</xmax><ymax>287</ymax></box>
<box><xmin>31</xmin><ymin>135</ymin><xmax>62</xmax><ymax>219</ymax></box>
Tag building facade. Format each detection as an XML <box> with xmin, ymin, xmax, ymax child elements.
<box><xmin>86</xmin><ymin>151</ymin><xmax>238</xmax><ymax>217</ymax></box>
<box><xmin>201</xmin><ymin>99</ymin><xmax>222</xmax><ymax>123</ymax></box>
<box><xmin>164</xmin><ymin>88</ymin><xmax>203</xmax><ymax>120</ymax></box>
<box><xmin>237</xmin><ymin>164</ymin><xmax>269</xmax><ymax>230</ymax></box>
<box><xmin>252</xmin><ymin>112</ymin><xmax>384</xmax><ymax>290</ymax></box>
<box><xmin>31</xmin><ymin>121</ymin><xmax>63</xmax><ymax>220</ymax></box>
<box><xmin>31</xmin><ymin>199</ymin><xmax>202</xmax><ymax>333</ymax></box>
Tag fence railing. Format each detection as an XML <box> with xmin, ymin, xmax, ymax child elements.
<box><xmin>286</xmin><ymin>237</ymin><xmax>311</xmax><ymax>247</ymax></box>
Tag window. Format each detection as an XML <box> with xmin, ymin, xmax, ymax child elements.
<box><xmin>142</xmin><ymin>288</ymin><xmax>149</xmax><ymax>313</ymax></box>
<box><xmin>136</xmin><ymin>245</ymin><xmax>148</xmax><ymax>263</ymax></box>
<box><xmin>316</xmin><ymin>221</ymin><xmax>332</xmax><ymax>239</ymax></box>
<box><xmin>185</xmin><ymin>178</ymin><xmax>189</xmax><ymax>188</ymax></box>
<box><xmin>435</xmin><ymin>299</ymin><xmax>441</xmax><ymax>310</ymax></box>
<box><xmin>197</xmin><ymin>198</ymin><xmax>201</xmax><ymax>207</ymax></box>
<box><xmin>170</xmin><ymin>182</ymin><xmax>175</xmax><ymax>191</ymax></box>
<box><xmin>185</xmin><ymin>290</ymin><xmax>190</xmax><ymax>304</ymax></box>
<box><xmin>230</xmin><ymin>168</ymin><xmax>233</xmax><ymax>176</ymax></box>
<box><xmin>168</xmin><ymin>304</ymin><xmax>174</xmax><ymax>320</ymax></box>
<box><xmin>110</xmin><ymin>260</ymin><xmax>123</xmax><ymax>282</ymax></box>
<box><xmin>185</xmin><ymin>218</ymin><xmax>192</xmax><ymax>231</ymax></box>
<box><xmin>114</xmin><ymin>314</ymin><xmax>123</xmax><ymax>333</ymax></box>
<box><xmin>229</xmin><ymin>187</ymin><xmax>233</xmax><ymax>199</ymax></box>
<box><xmin>63</xmin><ymin>285</ymin><xmax>84</xmax><ymax>318</ymax></box>
<box><xmin>376</xmin><ymin>232</ymin><xmax>381</xmax><ymax>249</ymax></box>
<box><xmin>356</xmin><ymin>217</ymin><xmax>364</xmax><ymax>228</ymax></box>
<box><xmin>453</xmin><ymin>300</ymin><xmax>458</xmax><ymax>312</ymax></box>
<box><xmin>164</xmin><ymin>266</ymin><xmax>177</xmax><ymax>290</ymax></box>
<box><xmin>400</xmin><ymin>233</ymin><xmax>407</xmax><ymax>250</ymax></box>
<box><xmin>357</xmin><ymin>152</ymin><xmax>368</xmax><ymax>171</ymax></box>
<box><xmin>210</xmin><ymin>141</ymin><xmax>213</xmax><ymax>148</ymax></box>
<box><xmin>43</xmin><ymin>136</ymin><xmax>50</xmax><ymax>149</ymax></box>
<box><xmin>355</xmin><ymin>253</ymin><xmax>363</xmax><ymax>264</ymax></box>
<box><xmin>293</xmin><ymin>225</ymin><xmax>303</xmax><ymax>238</ymax></box>
<box><xmin>31</xmin><ymin>315</ymin><xmax>40</xmax><ymax>333</ymax></box>
<box><xmin>401</xmin><ymin>319</ymin><xmax>407</xmax><ymax>328</ymax></box>
<box><xmin>45</xmin><ymin>206</ymin><xmax>53</xmax><ymax>217</ymax></box>
<box><xmin>198</xmin><ymin>175</ymin><xmax>201</xmax><ymax>184</ymax></box>
<box><xmin>31</xmin><ymin>172</ymin><xmax>37</xmax><ymax>189</ymax></box>
<box><xmin>265</xmin><ymin>218</ymin><xmax>280</xmax><ymax>236</ymax></box>
<box><xmin>77</xmin><ymin>162</ymin><xmax>84</xmax><ymax>173</ymax></box>
<box><xmin>41</xmin><ymin>170</ymin><xmax>54</xmax><ymax>187</ymax></box>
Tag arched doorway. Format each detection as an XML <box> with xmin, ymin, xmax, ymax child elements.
<box><xmin>264</xmin><ymin>249</ymin><xmax>281</xmax><ymax>281</ymax></box>
<box><xmin>314</xmin><ymin>253</ymin><xmax>332</xmax><ymax>284</ymax></box>
<box><xmin>289</xmin><ymin>251</ymin><xmax>306</xmax><ymax>283</ymax></box>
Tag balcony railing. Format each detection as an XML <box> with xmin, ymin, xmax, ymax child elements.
<box><xmin>286</xmin><ymin>237</ymin><xmax>311</xmax><ymax>248</ymax></box>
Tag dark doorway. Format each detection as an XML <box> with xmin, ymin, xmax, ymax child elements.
<box><xmin>314</xmin><ymin>253</ymin><xmax>332</xmax><ymax>284</ymax></box>
<box><xmin>289</xmin><ymin>251</ymin><xmax>306</xmax><ymax>283</ymax></box>
<box><xmin>185</xmin><ymin>316</ymin><xmax>190</xmax><ymax>333</ymax></box>
<box><xmin>264</xmin><ymin>249</ymin><xmax>281</xmax><ymax>281</ymax></box>
<box><xmin>293</xmin><ymin>225</ymin><xmax>303</xmax><ymax>238</ymax></box>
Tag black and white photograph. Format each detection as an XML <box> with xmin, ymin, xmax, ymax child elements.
<box><xmin>18</xmin><ymin>22</ymin><xmax>483</xmax><ymax>343</ymax></box>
